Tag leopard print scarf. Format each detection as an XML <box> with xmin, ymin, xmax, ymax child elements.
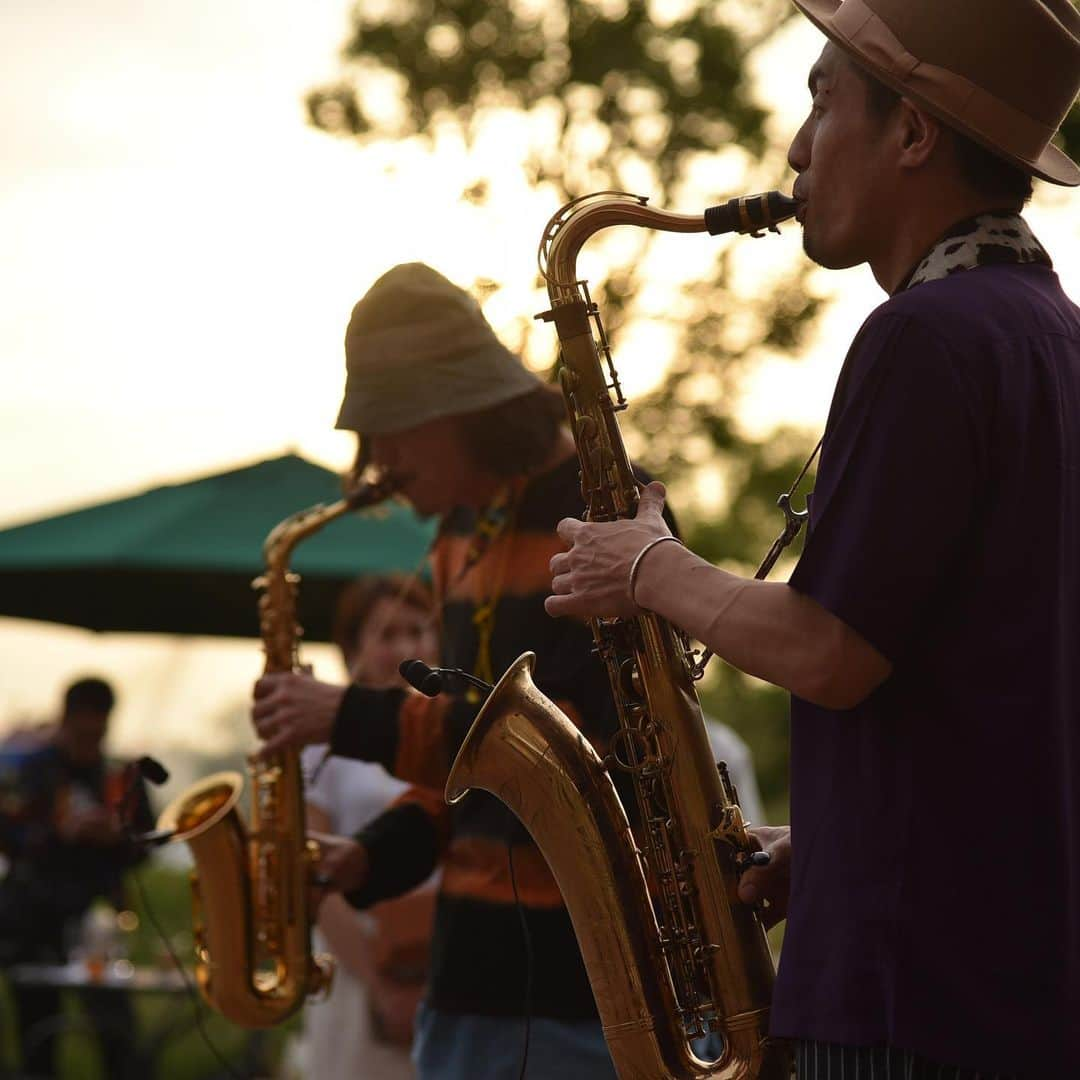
<box><xmin>905</xmin><ymin>212</ymin><xmax>1052</xmax><ymax>291</ymax></box>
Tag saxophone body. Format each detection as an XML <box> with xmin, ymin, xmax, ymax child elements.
<box><xmin>447</xmin><ymin>192</ymin><xmax>797</xmax><ymax>1078</ymax></box>
<box><xmin>158</xmin><ymin>476</ymin><xmax>392</xmax><ymax>1027</ymax></box>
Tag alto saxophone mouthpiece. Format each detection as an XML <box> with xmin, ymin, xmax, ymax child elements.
<box><xmin>704</xmin><ymin>191</ymin><xmax>800</xmax><ymax>237</ymax></box>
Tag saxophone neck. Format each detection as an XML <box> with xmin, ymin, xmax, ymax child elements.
<box><xmin>255</xmin><ymin>479</ymin><xmax>393</xmax><ymax>674</ymax></box>
<box><xmin>540</xmin><ymin>193</ymin><xmax>706</xmax><ymax>304</ymax></box>
<box><xmin>539</xmin><ymin>190</ymin><xmax>799</xmax><ymax>303</ymax></box>
<box><xmin>538</xmin><ymin>190</ymin><xmax>797</xmax><ymax>527</ymax></box>
<box><xmin>260</xmin><ymin>466</ymin><xmax>396</xmax><ymax>570</ymax></box>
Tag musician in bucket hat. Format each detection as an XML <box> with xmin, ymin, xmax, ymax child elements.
<box><xmin>251</xmin><ymin>263</ymin><xmax>713</xmax><ymax>1078</ymax></box>
<box><xmin>546</xmin><ymin>2</ymin><xmax>1080</xmax><ymax>1076</ymax></box>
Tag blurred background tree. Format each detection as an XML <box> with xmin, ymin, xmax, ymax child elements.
<box><xmin>306</xmin><ymin>0</ymin><xmax>829</xmax><ymax>819</ymax></box>
<box><xmin>1058</xmin><ymin>103</ymin><xmax>1080</xmax><ymax>162</ymax></box>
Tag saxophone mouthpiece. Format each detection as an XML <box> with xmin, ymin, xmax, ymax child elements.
<box><xmin>704</xmin><ymin>191</ymin><xmax>800</xmax><ymax>237</ymax></box>
<box><xmin>344</xmin><ymin>467</ymin><xmax>399</xmax><ymax>510</ymax></box>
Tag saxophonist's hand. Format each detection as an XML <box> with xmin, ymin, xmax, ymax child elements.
<box><xmin>252</xmin><ymin>672</ymin><xmax>346</xmax><ymax>758</ymax></box>
<box><xmin>310</xmin><ymin>832</ymin><xmax>369</xmax><ymax>913</ymax></box>
<box><xmin>546</xmin><ymin>482</ymin><xmax>673</xmax><ymax>620</ymax></box>
<box><xmin>738</xmin><ymin>825</ymin><xmax>791</xmax><ymax>930</ymax></box>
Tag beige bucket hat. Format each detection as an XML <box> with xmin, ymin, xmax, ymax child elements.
<box><xmin>336</xmin><ymin>263</ymin><xmax>540</xmax><ymax>436</ymax></box>
<box><xmin>790</xmin><ymin>0</ymin><xmax>1080</xmax><ymax>186</ymax></box>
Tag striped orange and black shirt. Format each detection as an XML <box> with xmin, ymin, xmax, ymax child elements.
<box><xmin>330</xmin><ymin>453</ymin><xmax>662</xmax><ymax>1021</ymax></box>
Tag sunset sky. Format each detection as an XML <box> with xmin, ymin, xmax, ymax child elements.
<box><xmin>2</xmin><ymin>1</ymin><xmax>1077</xmax><ymax>758</ymax></box>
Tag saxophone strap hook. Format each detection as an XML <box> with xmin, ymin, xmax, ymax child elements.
<box><xmin>689</xmin><ymin>435</ymin><xmax>823</xmax><ymax>679</ymax></box>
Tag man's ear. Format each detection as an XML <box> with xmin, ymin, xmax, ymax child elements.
<box><xmin>895</xmin><ymin>98</ymin><xmax>942</xmax><ymax>169</ymax></box>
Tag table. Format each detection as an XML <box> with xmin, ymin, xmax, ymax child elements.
<box><xmin>3</xmin><ymin>961</ymin><xmax>268</xmax><ymax>1079</ymax></box>
<box><xmin>8</xmin><ymin>960</ymin><xmax>188</xmax><ymax>994</ymax></box>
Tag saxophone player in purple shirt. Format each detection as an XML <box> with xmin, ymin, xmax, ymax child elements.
<box><xmin>547</xmin><ymin>1</ymin><xmax>1080</xmax><ymax>1076</ymax></box>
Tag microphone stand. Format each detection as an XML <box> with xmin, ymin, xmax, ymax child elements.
<box><xmin>117</xmin><ymin>756</ymin><xmax>175</xmax><ymax>849</ymax></box>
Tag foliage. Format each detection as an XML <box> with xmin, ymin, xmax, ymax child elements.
<box><xmin>306</xmin><ymin>0</ymin><xmax>826</xmax><ymax>806</ymax></box>
<box><xmin>1057</xmin><ymin>102</ymin><xmax>1080</xmax><ymax>163</ymax></box>
<box><xmin>303</xmin><ymin>0</ymin><xmax>814</xmax><ymax>361</ymax></box>
<box><xmin>308</xmin><ymin>0</ymin><xmax>797</xmax><ymax>195</ymax></box>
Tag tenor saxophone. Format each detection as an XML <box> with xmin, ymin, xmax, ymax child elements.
<box><xmin>446</xmin><ymin>192</ymin><xmax>798</xmax><ymax>1078</ymax></box>
<box><xmin>157</xmin><ymin>473</ymin><xmax>394</xmax><ymax>1027</ymax></box>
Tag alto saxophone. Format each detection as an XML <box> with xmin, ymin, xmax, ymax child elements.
<box><xmin>447</xmin><ymin>192</ymin><xmax>798</xmax><ymax>1078</ymax></box>
<box><xmin>158</xmin><ymin>473</ymin><xmax>395</xmax><ymax>1027</ymax></box>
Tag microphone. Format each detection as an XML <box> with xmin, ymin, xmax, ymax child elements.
<box><xmin>399</xmin><ymin>659</ymin><xmax>445</xmax><ymax>697</ymax></box>
<box><xmin>399</xmin><ymin>660</ymin><xmax>494</xmax><ymax>699</ymax></box>
<box><xmin>135</xmin><ymin>755</ymin><xmax>170</xmax><ymax>786</ymax></box>
<box><xmin>118</xmin><ymin>755</ymin><xmax>174</xmax><ymax>848</ymax></box>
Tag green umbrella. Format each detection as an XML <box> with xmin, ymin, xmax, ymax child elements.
<box><xmin>0</xmin><ymin>454</ymin><xmax>436</xmax><ymax>642</ymax></box>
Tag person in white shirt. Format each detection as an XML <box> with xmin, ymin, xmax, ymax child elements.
<box><xmin>293</xmin><ymin>575</ymin><xmax>439</xmax><ymax>1080</ymax></box>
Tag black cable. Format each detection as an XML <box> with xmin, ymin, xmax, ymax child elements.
<box><xmin>307</xmin><ymin>743</ymin><xmax>332</xmax><ymax>786</ymax></box>
<box><xmin>131</xmin><ymin>870</ymin><xmax>245</xmax><ymax>1080</ymax></box>
<box><xmin>506</xmin><ymin>838</ymin><xmax>533</xmax><ymax>1080</ymax></box>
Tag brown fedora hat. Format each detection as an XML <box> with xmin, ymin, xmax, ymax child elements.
<box><xmin>790</xmin><ymin>0</ymin><xmax>1080</xmax><ymax>186</ymax></box>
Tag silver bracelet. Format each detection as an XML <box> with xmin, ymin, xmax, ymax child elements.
<box><xmin>628</xmin><ymin>535</ymin><xmax>683</xmax><ymax>606</ymax></box>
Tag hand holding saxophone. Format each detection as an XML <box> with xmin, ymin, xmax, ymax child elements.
<box><xmin>310</xmin><ymin>831</ymin><xmax>369</xmax><ymax>905</ymax></box>
<box><xmin>737</xmin><ymin>826</ymin><xmax>792</xmax><ymax>931</ymax></box>
<box><xmin>546</xmin><ymin>481</ymin><xmax>674</xmax><ymax>619</ymax></box>
<box><xmin>252</xmin><ymin>671</ymin><xmax>346</xmax><ymax>757</ymax></box>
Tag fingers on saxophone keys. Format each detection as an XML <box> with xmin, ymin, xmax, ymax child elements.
<box><xmin>544</xmin><ymin>592</ymin><xmax>580</xmax><ymax>619</ymax></box>
<box><xmin>549</xmin><ymin>551</ymin><xmax>571</xmax><ymax>576</ymax></box>
<box><xmin>637</xmin><ymin>480</ymin><xmax>667</xmax><ymax>517</ymax></box>
<box><xmin>251</xmin><ymin>699</ymin><xmax>285</xmax><ymax>737</ymax></box>
<box><xmin>252</xmin><ymin>688</ymin><xmax>284</xmax><ymax>728</ymax></box>
<box><xmin>251</xmin><ymin>705</ymin><xmax>274</xmax><ymax>732</ymax></box>
<box><xmin>555</xmin><ymin>516</ymin><xmax>584</xmax><ymax>544</ymax></box>
<box><xmin>253</xmin><ymin>673</ymin><xmax>284</xmax><ymax>699</ymax></box>
<box><xmin>550</xmin><ymin>571</ymin><xmax>573</xmax><ymax>596</ymax></box>
<box><xmin>255</xmin><ymin>727</ymin><xmax>295</xmax><ymax>760</ymax></box>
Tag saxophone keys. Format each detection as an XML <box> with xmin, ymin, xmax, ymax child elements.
<box><xmin>308</xmin><ymin>953</ymin><xmax>335</xmax><ymax>996</ymax></box>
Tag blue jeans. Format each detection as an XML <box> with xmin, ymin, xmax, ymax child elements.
<box><xmin>412</xmin><ymin>1002</ymin><xmax>726</xmax><ymax>1079</ymax></box>
<box><xmin>412</xmin><ymin>1001</ymin><xmax>616</xmax><ymax>1080</ymax></box>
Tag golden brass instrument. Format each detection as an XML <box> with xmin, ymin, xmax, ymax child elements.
<box><xmin>158</xmin><ymin>474</ymin><xmax>394</xmax><ymax>1027</ymax></box>
<box><xmin>447</xmin><ymin>192</ymin><xmax>798</xmax><ymax>1078</ymax></box>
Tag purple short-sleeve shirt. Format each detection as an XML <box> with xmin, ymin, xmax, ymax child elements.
<box><xmin>771</xmin><ymin>264</ymin><xmax>1080</xmax><ymax>1076</ymax></box>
